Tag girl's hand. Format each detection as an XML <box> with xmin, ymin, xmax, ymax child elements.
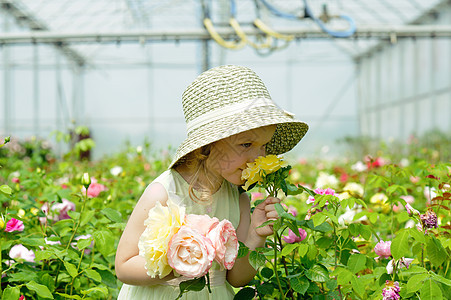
<box><xmin>250</xmin><ymin>197</ymin><xmax>280</xmax><ymax>237</ymax></box>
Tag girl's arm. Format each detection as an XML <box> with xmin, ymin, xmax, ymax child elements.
<box><xmin>115</xmin><ymin>183</ymin><xmax>176</xmax><ymax>286</ymax></box>
<box><xmin>226</xmin><ymin>193</ymin><xmax>280</xmax><ymax>287</ymax></box>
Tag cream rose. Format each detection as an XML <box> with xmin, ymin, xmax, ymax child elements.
<box><xmin>207</xmin><ymin>219</ymin><xmax>239</xmax><ymax>270</ymax></box>
<box><xmin>167</xmin><ymin>226</ymin><xmax>215</xmax><ymax>278</ymax></box>
<box><xmin>138</xmin><ymin>198</ymin><xmax>185</xmax><ymax>278</ymax></box>
<box><xmin>185</xmin><ymin>214</ymin><xmax>219</xmax><ymax>236</ymax></box>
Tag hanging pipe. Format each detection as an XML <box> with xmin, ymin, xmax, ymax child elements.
<box><xmin>303</xmin><ymin>0</ymin><xmax>356</xmax><ymax>38</ymax></box>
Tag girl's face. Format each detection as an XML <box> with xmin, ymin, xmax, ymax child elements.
<box><xmin>206</xmin><ymin>125</ymin><xmax>276</xmax><ymax>186</ymax></box>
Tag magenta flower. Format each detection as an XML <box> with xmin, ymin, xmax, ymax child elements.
<box><xmin>374</xmin><ymin>240</ymin><xmax>391</xmax><ymax>258</ymax></box>
<box><xmin>307</xmin><ymin>188</ymin><xmax>338</xmax><ymax>204</ymax></box>
<box><xmin>5</xmin><ymin>218</ymin><xmax>24</xmax><ymax>232</ymax></box>
<box><xmin>420</xmin><ymin>209</ymin><xmax>438</xmax><ymax>229</ymax></box>
<box><xmin>282</xmin><ymin>228</ymin><xmax>307</xmax><ymax>244</ymax></box>
<box><xmin>382</xmin><ymin>280</ymin><xmax>400</xmax><ymax>300</ymax></box>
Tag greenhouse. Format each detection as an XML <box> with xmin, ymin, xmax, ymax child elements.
<box><xmin>1</xmin><ymin>0</ymin><xmax>450</xmax><ymax>299</ymax></box>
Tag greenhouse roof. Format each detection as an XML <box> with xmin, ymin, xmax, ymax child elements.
<box><xmin>1</xmin><ymin>0</ymin><xmax>449</xmax><ymax>65</ymax></box>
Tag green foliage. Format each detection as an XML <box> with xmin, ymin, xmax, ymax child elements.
<box><xmin>1</xmin><ymin>131</ymin><xmax>450</xmax><ymax>299</ymax></box>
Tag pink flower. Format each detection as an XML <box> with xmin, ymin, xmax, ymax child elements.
<box><xmin>51</xmin><ymin>199</ymin><xmax>76</xmax><ymax>220</ymax></box>
<box><xmin>11</xmin><ymin>177</ymin><xmax>20</xmax><ymax>183</ymax></box>
<box><xmin>207</xmin><ymin>219</ymin><xmax>239</xmax><ymax>270</ymax></box>
<box><xmin>9</xmin><ymin>244</ymin><xmax>35</xmax><ymax>262</ymax></box>
<box><xmin>19</xmin><ymin>296</ymin><xmax>26</xmax><ymax>300</ymax></box>
<box><xmin>282</xmin><ymin>228</ymin><xmax>307</xmax><ymax>244</ymax></box>
<box><xmin>307</xmin><ymin>188</ymin><xmax>338</xmax><ymax>204</ymax></box>
<box><xmin>85</xmin><ymin>179</ymin><xmax>106</xmax><ymax>198</ymax></box>
<box><xmin>5</xmin><ymin>218</ymin><xmax>24</xmax><ymax>232</ymax></box>
<box><xmin>374</xmin><ymin>240</ymin><xmax>391</xmax><ymax>258</ymax></box>
<box><xmin>287</xmin><ymin>206</ymin><xmax>298</xmax><ymax>217</ymax></box>
<box><xmin>382</xmin><ymin>280</ymin><xmax>400</xmax><ymax>300</ymax></box>
<box><xmin>251</xmin><ymin>192</ymin><xmax>265</xmax><ymax>202</ymax></box>
<box><xmin>167</xmin><ymin>226</ymin><xmax>215</xmax><ymax>278</ymax></box>
<box><xmin>185</xmin><ymin>214</ymin><xmax>219</xmax><ymax>236</ymax></box>
<box><xmin>405</xmin><ymin>203</ymin><xmax>419</xmax><ymax>216</ymax></box>
<box><xmin>409</xmin><ymin>176</ymin><xmax>420</xmax><ymax>184</ymax></box>
<box><xmin>420</xmin><ymin>209</ymin><xmax>438</xmax><ymax>229</ymax></box>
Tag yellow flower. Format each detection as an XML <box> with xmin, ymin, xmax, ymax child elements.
<box><xmin>138</xmin><ymin>198</ymin><xmax>186</xmax><ymax>278</ymax></box>
<box><xmin>0</xmin><ymin>215</ymin><xmax>5</xmax><ymax>230</ymax></box>
<box><xmin>339</xmin><ymin>182</ymin><xmax>364</xmax><ymax>200</ymax></box>
<box><xmin>241</xmin><ymin>155</ymin><xmax>287</xmax><ymax>191</ymax></box>
<box><xmin>370</xmin><ymin>193</ymin><xmax>390</xmax><ymax>213</ymax></box>
<box><xmin>18</xmin><ymin>209</ymin><xmax>26</xmax><ymax>218</ymax></box>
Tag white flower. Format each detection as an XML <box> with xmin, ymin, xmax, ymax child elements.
<box><xmin>351</xmin><ymin>161</ymin><xmax>367</xmax><ymax>172</ymax></box>
<box><xmin>110</xmin><ymin>166</ymin><xmax>123</xmax><ymax>176</ymax></box>
<box><xmin>315</xmin><ymin>172</ymin><xmax>338</xmax><ymax>189</ymax></box>
<box><xmin>138</xmin><ymin>198</ymin><xmax>186</xmax><ymax>278</ymax></box>
<box><xmin>9</xmin><ymin>244</ymin><xmax>35</xmax><ymax>262</ymax></box>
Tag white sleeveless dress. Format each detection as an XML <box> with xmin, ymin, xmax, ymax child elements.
<box><xmin>118</xmin><ymin>169</ymin><xmax>241</xmax><ymax>300</ymax></box>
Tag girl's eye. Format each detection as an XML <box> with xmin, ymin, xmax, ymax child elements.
<box><xmin>241</xmin><ymin>143</ymin><xmax>252</xmax><ymax>148</ymax></box>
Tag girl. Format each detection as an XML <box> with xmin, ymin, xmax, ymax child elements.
<box><xmin>115</xmin><ymin>65</ymin><xmax>308</xmax><ymax>299</ymax></box>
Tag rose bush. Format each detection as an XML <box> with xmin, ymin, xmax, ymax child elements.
<box><xmin>0</xmin><ymin>131</ymin><xmax>450</xmax><ymax>299</ymax></box>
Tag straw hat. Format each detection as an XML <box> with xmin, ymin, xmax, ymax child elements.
<box><xmin>169</xmin><ymin>65</ymin><xmax>308</xmax><ymax>168</ymax></box>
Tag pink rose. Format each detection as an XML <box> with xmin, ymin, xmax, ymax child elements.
<box><xmin>282</xmin><ymin>228</ymin><xmax>307</xmax><ymax>244</ymax></box>
<box><xmin>307</xmin><ymin>188</ymin><xmax>338</xmax><ymax>204</ymax></box>
<box><xmin>374</xmin><ymin>240</ymin><xmax>392</xmax><ymax>258</ymax></box>
<box><xmin>207</xmin><ymin>220</ymin><xmax>239</xmax><ymax>270</ymax></box>
<box><xmin>9</xmin><ymin>244</ymin><xmax>35</xmax><ymax>262</ymax></box>
<box><xmin>12</xmin><ymin>177</ymin><xmax>20</xmax><ymax>183</ymax></box>
<box><xmin>51</xmin><ymin>199</ymin><xmax>76</xmax><ymax>220</ymax></box>
<box><xmin>84</xmin><ymin>178</ymin><xmax>106</xmax><ymax>198</ymax></box>
<box><xmin>167</xmin><ymin>226</ymin><xmax>215</xmax><ymax>278</ymax></box>
<box><xmin>185</xmin><ymin>214</ymin><xmax>219</xmax><ymax>236</ymax></box>
<box><xmin>5</xmin><ymin>218</ymin><xmax>24</xmax><ymax>232</ymax></box>
<box><xmin>386</xmin><ymin>257</ymin><xmax>414</xmax><ymax>274</ymax></box>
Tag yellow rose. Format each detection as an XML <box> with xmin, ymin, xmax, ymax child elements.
<box><xmin>138</xmin><ymin>198</ymin><xmax>186</xmax><ymax>278</ymax></box>
<box><xmin>241</xmin><ymin>155</ymin><xmax>287</xmax><ymax>190</ymax></box>
<box><xmin>370</xmin><ymin>193</ymin><xmax>390</xmax><ymax>213</ymax></box>
<box><xmin>339</xmin><ymin>182</ymin><xmax>364</xmax><ymax>200</ymax></box>
<box><xmin>0</xmin><ymin>215</ymin><xmax>5</xmax><ymax>230</ymax></box>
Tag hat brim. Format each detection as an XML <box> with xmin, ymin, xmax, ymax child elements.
<box><xmin>169</xmin><ymin>105</ymin><xmax>308</xmax><ymax>169</ymax></box>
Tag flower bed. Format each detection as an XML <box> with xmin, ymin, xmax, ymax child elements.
<box><xmin>1</xmin><ymin>135</ymin><xmax>450</xmax><ymax>299</ymax></box>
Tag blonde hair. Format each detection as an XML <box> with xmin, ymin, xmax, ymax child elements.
<box><xmin>180</xmin><ymin>145</ymin><xmax>220</xmax><ymax>204</ymax></box>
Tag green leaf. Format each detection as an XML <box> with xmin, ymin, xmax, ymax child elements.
<box><xmin>26</xmin><ymin>281</ymin><xmax>54</xmax><ymax>299</ymax></box>
<box><xmin>256</xmin><ymin>282</ymin><xmax>274</xmax><ymax>295</ymax></box>
<box><xmin>97</xmin><ymin>269</ymin><xmax>118</xmax><ymax>288</ymax></box>
<box><xmin>290</xmin><ymin>276</ymin><xmax>310</xmax><ymax>295</ymax></box>
<box><xmin>249</xmin><ymin>251</ymin><xmax>266</xmax><ymax>270</ymax></box>
<box><xmin>305</xmin><ymin>264</ymin><xmax>329</xmax><ymax>283</ymax></box>
<box><xmin>55</xmin><ymin>293</ymin><xmax>82</xmax><ymax>299</ymax></box>
<box><xmin>336</xmin><ymin>269</ymin><xmax>353</xmax><ymax>285</ymax></box>
<box><xmin>426</xmin><ymin>236</ymin><xmax>447</xmax><ymax>267</ymax></box>
<box><xmin>2</xmin><ymin>286</ymin><xmax>21</xmax><ymax>300</ymax></box>
<box><xmin>409</xmin><ymin>227</ymin><xmax>426</xmax><ymax>244</ymax></box>
<box><xmin>83</xmin><ymin>269</ymin><xmax>102</xmax><ymax>282</ymax></box>
<box><xmin>80</xmin><ymin>286</ymin><xmax>108</xmax><ymax>296</ymax></box>
<box><xmin>298</xmin><ymin>244</ymin><xmax>309</xmax><ymax>257</ymax></box>
<box><xmin>101</xmin><ymin>207</ymin><xmax>123</xmax><ymax>223</ymax></box>
<box><xmin>347</xmin><ymin>254</ymin><xmax>367</xmax><ymax>274</ymax></box>
<box><xmin>237</xmin><ymin>241</ymin><xmax>249</xmax><ymax>258</ymax></box>
<box><xmin>77</xmin><ymin>236</ymin><xmax>93</xmax><ymax>250</ymax></box>
<box><xmin>281</xmin><ymin>243</ymin><xmax>298</xmax><ymax>257</ymax></box>
<box><xmin>0</xmin><ymin>184</ymin><xmax>12</xmax><ymax>195</ymax></box>
<box><xmin>359</xmin><ymin>225</ymin><xmax>372</xmax><ymax>240</ymax></box>
<box><xmin>420</xmin><ymin>278</ymin><xmax>443</xmax><ymax>300</ymax></box>
<box><xmin>93</xmin><ymin>230</ymin><xmax>115</xmax><ymax>257</ymax></box>
<box><xmin>407</xmin><ymin>273</ymin><xmax>428</xmax><ymax>293</ymax></box>
<box><xmin>391</xmin><ymin>229</ymin><xmax>411</xmax><ymax>260</ymax></box>
<box><xmin>311</xmin><ymin>212</ymin><xmax>327</xmax><ymax>227</ymax></box>
<box><xmin>177</xmin><ymin>277</ymin><xmax>206</xmax><ymax>299</ymax></box>
<box><xmin>431</xmin><ymin>273</ymin><xmax>451</xmax><ymax>287</ymax></box>
<box><xmin>80</xmin><ymin>210</ymin><xmax>96</xmax><ymax>227</ymax></box>
<box><xmin>260</xmin><ymin>267</ymin><xmax>273</xmax><ymax>279</ymax></box>
<box><xmin>351</xmin><ymin>275</ymin><xmax>365</xmax><ymax>298</ymax></box>
<box><xmin>64</xmin><ymin>261</ymin><xmax>79</xmax><ymax>278</ymax></box>
<box><xmin>233</xmin><ymin>287</ymin><xmax>255</xmax><ymax>300</ymax></box>
<box><xmin>19</xmin><ymin>237</ymin><xmax>46</xmax><ymax>247</ymax></box>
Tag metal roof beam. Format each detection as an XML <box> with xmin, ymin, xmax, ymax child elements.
<box><xmin>0</xmin><ymin>0</ymin><xmax>87</xmax><ymax>66</ymax></box>
<box><xmin>0</xmin><ymin>25</ymin><xmax>451</xmax><ymax>45</ymax></box>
